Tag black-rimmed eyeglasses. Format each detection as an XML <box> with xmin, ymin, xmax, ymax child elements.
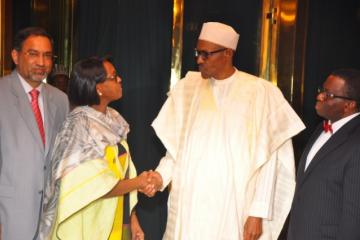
<box><xmin>194</xmin><ymin>48</ymin><xmax>227</xmax><ymax>60</ymax></box>
<box><xmin>317</xmin><ymin>87</ymin><xmax>355</xmax><ymax>101</ymax></box>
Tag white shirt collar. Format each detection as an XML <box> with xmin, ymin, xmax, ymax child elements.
<box><xmin>17</xmin><ymin>72</ymin><xmax>43</xmax><ymax>94</ymax></box>
<box><xmin>330</xmin><ymin>112</ymin><xmax>360</xmax><ymax>134</ymax></box>
<box><xmin>211</xmin><ymin>68</ymin><xmax>237</xmax><ymax>86</ymax></box>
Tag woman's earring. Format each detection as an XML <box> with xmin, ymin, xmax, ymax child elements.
<box><xmin>97</xmin><ymin>91</ymin><xmax>103</xmax><ymax>96</ymax></box>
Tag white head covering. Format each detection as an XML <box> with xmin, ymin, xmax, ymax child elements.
<box><xmin>198</xmin><ymin>22</ymin><xmax>239</xmax><ymax>50</ymax></box>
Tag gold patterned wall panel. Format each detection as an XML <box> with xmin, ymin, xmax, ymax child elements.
<box><xmin>259</xmin><ymin>0</ymin><xmax>279</xmax><ymax>85</ymax></box>
<box><xmin>170</xmin><ymin>0</ymin><xmax>184</xmax><ymax>89</ymax></box>
<box><xmin>259</xmin><ymin>0</ymin><xmax>306</xmax><ymax>112</ymax></box>
<box><xmin>31</xmin><ymin>0</ymin><xmax>75</xmax><ymax>73</ymax></box>
<box><xmin>0</xmin><ymin>0</ymin><xmax>4</xmax><ymax>76</ymax></box>
<box><xmin>50</xmin><ymin>0</ymin><xmax>75</xmax><ymax>71</ymax></box>
<box><xmin>277</xmin><ymin>0</ymin><xmax>297</xmax><ymax>102</ymax></box>
<box><xmin>0</xmin><ymin>0</ymin><xmax>12</xmax><ymax>76</ymax></box>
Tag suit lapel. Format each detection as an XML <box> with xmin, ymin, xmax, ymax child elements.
<box><xmin>296</xmin><ymin>125</ymin><xmax>323</xmax><ymax>180</ymax></box>
<box><xmin>297</xmin><ymin>115</ymin><xmax>360</xmax><ymax>189</ymax></box>
<box><xmin>42</xmin><ymin>84</ymin><xmax>56</xmax><ymax>156</ymax></box>
<box><xmin>10</xmin><ymin>71</ymin><xmax>45</xmax><ymax>152</ymax></box>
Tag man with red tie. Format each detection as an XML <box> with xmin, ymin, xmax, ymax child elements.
<box><xmin>288</xmin><ymin>68</ymin><xmax>360</xmax><ymax>240</ymax></box>
<box><xmin>0</xmin><ymin>27</ymin><xmax>69</xmax><ymax>240</ymax></box>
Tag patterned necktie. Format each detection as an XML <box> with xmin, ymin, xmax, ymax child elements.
<box><xmin>29</xmin><ymin>89</ymin><xmax>45</xmax><ymax>146</ymax></box>
<box><xmin>322</xmin><ymin>120</ymin><xmax>333</xmax><ymax>134</ymax></box>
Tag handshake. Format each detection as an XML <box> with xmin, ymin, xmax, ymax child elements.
<box><xmin>136</xmin><ymin>170</ymin><xmax>163</xmax><ymax>197</ymax></box>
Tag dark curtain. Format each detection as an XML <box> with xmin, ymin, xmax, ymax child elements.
<box><xmin>302</xmin><ymin>0</ymin><xmax>360</xmax><ymax>138</ymax></box>
<box><xmin>74</xmin><ymin>1</ymin><xmax>173</xmax><ymax>239</ymax></box>
<box><xmin>13</xmin><ymin>0</ymin><xmax>32</xmax><ymax>34</ymax></box>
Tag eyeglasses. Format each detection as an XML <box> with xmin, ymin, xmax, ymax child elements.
<box><xmin>194</xmin><ymin>48</ymin><xmax>227</xmax><ymax>60</ymax></box>
<box><xmin>317</xmin><ymin>87</ymin><xmax>355</xmax><ymax>101</ymax></box>
<box><xmin>23</xmin><ymin>50</ymin><xmax>55</xmax><ymax>61</ymax></box>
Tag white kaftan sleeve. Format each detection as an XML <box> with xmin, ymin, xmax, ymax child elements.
<box><xmin>248</xmin><ymin>152</ymin><xmax>277</xmax><ymax>219</ymax></box>
<box><xmin>155</xmin><ymin>151</ymin><xmax>174</xmax><ymax>191</ymax></box>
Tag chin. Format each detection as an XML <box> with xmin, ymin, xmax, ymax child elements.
<box><xmin>315</xmin><ymin>110</ymin><xmax>326</xmax><ymax>119</ymax></box>
<box><xmin>32</xmin><ymin>76</ymin><xmax>46</xmax><ymax>82</ymax></box>
<box><xmin>200</xmin><ymin>72</ymin><xmax>210</xmax><ymax>79</ymax></box>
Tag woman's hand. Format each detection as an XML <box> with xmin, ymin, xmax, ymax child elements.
<box><xmin>131</xmin><ymin>211</ymin><xmax>144</xmax><ymax>240</ymax></box>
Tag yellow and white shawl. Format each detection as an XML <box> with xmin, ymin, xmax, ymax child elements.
<box><xmin>39</xmin><ymin>106</ymin><xmax>137</xmax><ymax>240</ymax></box>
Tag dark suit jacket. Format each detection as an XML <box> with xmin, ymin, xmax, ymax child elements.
<box><xmin>288</xmin><ymin>115</ymin><xmax>360</xmax><ymax>240</ymax></box>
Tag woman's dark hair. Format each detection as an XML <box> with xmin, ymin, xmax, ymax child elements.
<box><xmin>68</xmin><ymin>57</ymin><xmax>107</xmax><ymax>106</ymax></box>
<box><xmin>13</xmin><ymin>27</ymin><xmax>54</xmax><ymax>51</ymax></box>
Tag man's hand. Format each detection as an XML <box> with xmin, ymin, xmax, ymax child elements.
<box><xmin>142</xmin><ymin>170</ymin><xmax>163</xmax><ymax>197</ymax></box>
<box><xmin>137</xmin><ymin>171</ymin><xmax>155</xmax><ymax>196</ymax></box>
<box><xmin>137</xmin><ymin>170</ymin><xmax>163</xmax><ymax>197</ymax></box>
<box><xmin>149</xmin><ymin>171</ymin><xmax>163</xmax><ymax>191</ymax></box>
<box><xmin>243</xmin><ymin>216</ymin><xmax>262</xmax><ymax>240</ymax></box>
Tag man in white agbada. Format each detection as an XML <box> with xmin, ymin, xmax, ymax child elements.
<box><xmin>149</xmin><ymin>22</ymin><xmax>305</xmax><ymax>240</ymax></box>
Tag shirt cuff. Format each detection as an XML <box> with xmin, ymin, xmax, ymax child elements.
<box><xmin>248</xmin><ymin>201</ymin><xmax>272</xmax><ymax>219</ymax></box>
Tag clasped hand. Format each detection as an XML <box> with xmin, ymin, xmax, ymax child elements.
<box><xmin>137</xmin><ymin>170</ymin><xmax>163</xmax><ymax>197</ymax></box>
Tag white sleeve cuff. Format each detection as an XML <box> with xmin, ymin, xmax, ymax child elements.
<box><xmin>248</xmin><ymin>201</ymin><xmax>272</xmax><ymax>219</ymax></box>
<box><xmin>155</xmin><ymin>152</ymin><xmax>174</xmax><ymax>191</ymax></box>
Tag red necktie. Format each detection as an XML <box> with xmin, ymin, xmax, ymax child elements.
<box><xmin>29</xmin><ymin>89</ymin><xmax>46</xmax><ymax>146</ymax></box>
<box><xmin>322</xmin><ymin>120</ymin><xmax>333</xmax><ymax>134</ymax></box>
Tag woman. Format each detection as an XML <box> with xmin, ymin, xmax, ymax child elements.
<box><xmin>40</xmin><ymin>57</ymin><xmax>150</xmax><ymax>240</ymax></box>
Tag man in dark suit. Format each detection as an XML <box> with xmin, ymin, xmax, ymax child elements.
<box><xmin>0</xmin><ymin>27</ymin><xmax>69</xmax><ymax>239</ymax></box>
<box><xmin>288</xmin><ymin>68</ymin><xmax>360</xmax><ymax>240</ymax></box>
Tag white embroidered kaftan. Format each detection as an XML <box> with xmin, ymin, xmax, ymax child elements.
<box><xmin>152</xmin><ymin>70</ymin><xmax>305</xmax><ymax>240</ymax></box>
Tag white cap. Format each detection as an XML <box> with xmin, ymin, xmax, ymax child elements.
<box><xmin>198</xmin><ymin>22</ymin><xmax>239</xmax><ymax>50</ymax></box>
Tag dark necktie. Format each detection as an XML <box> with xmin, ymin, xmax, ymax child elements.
<box><xmin>29</xmin><ymin>89</ymin><xmax>46</xmax><ymax>146</ymax></box>
<box><xmin>322</xmin><ymin>120</ymin><xmax>333</xmax><ymax>134</ymax></box>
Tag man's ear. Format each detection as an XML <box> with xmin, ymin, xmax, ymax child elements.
<box><xmin>225</xmin><ymin>49</ymin><xmax>234</xmax><ymax>58</ymax></box>
<box><xmin>11</xmin><ymin>49</ymin><xmax>19</xmax><ymax>65</ymax></box>
<box><xmin>345</xmin><ymin>100</ymin><xmax>357</xmax><ymax>113</ymax></box>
